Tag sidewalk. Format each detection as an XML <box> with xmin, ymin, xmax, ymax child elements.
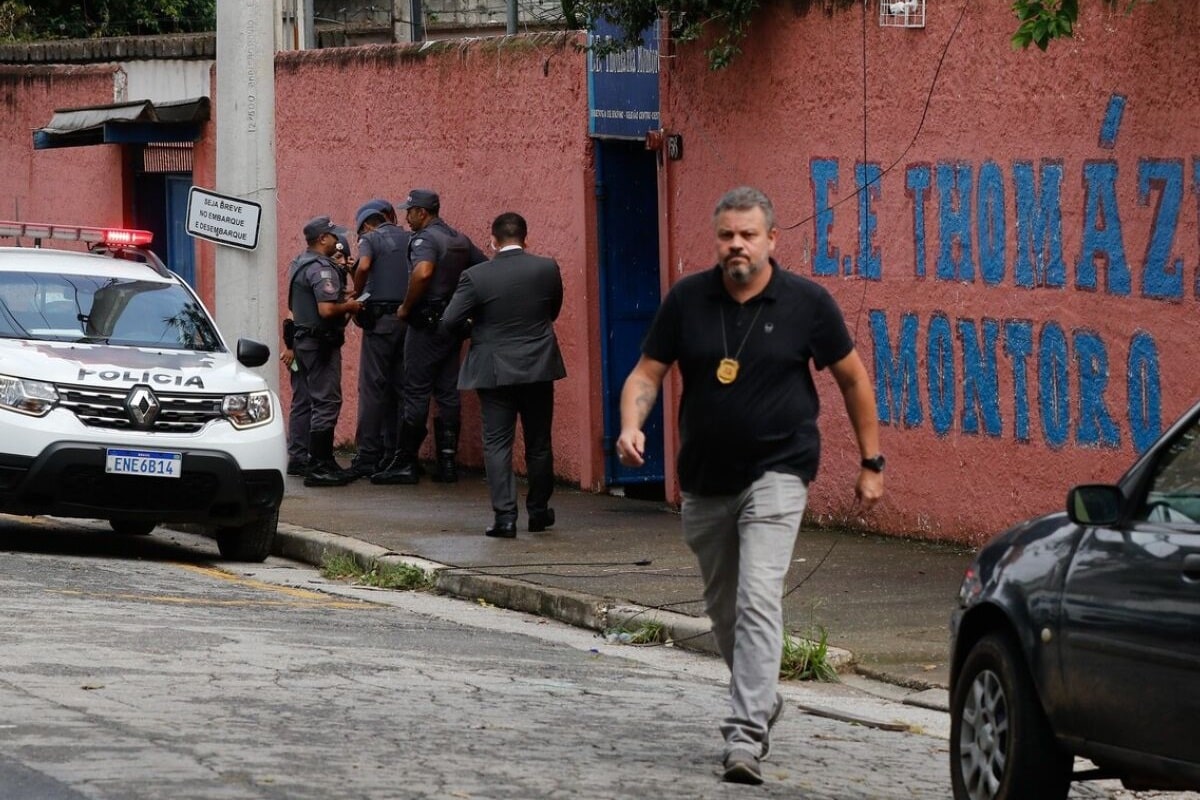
<box><xmin>274</xmin><ymin>468</ymin><xmax>976</xmax><ymax>695</ymax></box>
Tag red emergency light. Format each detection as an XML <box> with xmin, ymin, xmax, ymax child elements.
<box><xmin>0</xmin><ymin>220</ymin><xmax>154</xmax><ymax>248</ymax></box>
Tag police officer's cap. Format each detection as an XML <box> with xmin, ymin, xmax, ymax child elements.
<box><xmin>399</xmin><ymin>189</ymin><xmax>440</xmax><ymax>213</ymax></box>
<box><xmin>364</xmin><ymin>197</ymin><xmax>395</xmax><ymax>218</ymax></box>
<box><xmin>334</xmin><ymin>228</ymin><xmax>352</xmax><ymax>258</ymax></box>
<box><xmin>303</xmin><ymin>215</ymin><xmax>339</xmax><ymax>241</ymax></box>
<box><xmin>355</xmin><ymin>202</ymin><xmax>388</xmax><ymax>233</ymax></box>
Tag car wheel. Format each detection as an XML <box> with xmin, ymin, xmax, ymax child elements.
<box><xmin>109</xmin><ymin>519</ymin><xmax>156</xmax><ymax>536</ymax></box>
<box><xmin>950</xmin><ymin>632</ymin><xmax>1071</xmax><ymax>800</ymax></box>
<box><xmin>215</xmin><ymin>508</ymin><xmax>278</xmax><ymax>562</ymax></box>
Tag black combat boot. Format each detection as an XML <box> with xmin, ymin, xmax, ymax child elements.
<box><xmin>370</xmin><ymin>421</ymin><xmax>424</xmax><ymax>485</ymax></box>
<box><xmin>431</xmin><ymin>418</ymin><xmax>460</xmax><ymax>483</ymax></box>
<box><xmin>304</xmin><ymin>430</ymin><xmax>351</xmax><ymax>487</ymax></box>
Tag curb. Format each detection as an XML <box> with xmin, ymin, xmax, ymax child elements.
<box><xmin>273</xmin><ymin>523</ymin><xmax>856</xmax><ymax>672</ymax></box>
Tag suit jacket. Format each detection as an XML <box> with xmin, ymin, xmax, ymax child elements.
<box><xmin>441</xmin><ymin>248</ymin><xmax>567</xmax><ymax>390</ymax></box>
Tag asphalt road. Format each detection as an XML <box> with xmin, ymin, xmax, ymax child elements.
<box><xmin>0</xmin><ymin>515</ymin><xmax>1192</xmax><ymax>800</ymax></box>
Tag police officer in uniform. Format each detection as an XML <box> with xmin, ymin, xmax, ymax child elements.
<box><xmin>348</xmin><ymin>201</ymin><xmax>411</xmax><ymax>478</ymax></box>
<box><xmin>373</xmin><ymin>189</ymin><xmax>486</xmax><ymax>485</ymax></box>
<box><xmin>287</xmin><ymin>216</ymin><xmax>364</xmax><ymax>487</ymax></box>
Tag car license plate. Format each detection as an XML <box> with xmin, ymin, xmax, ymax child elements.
<box><xmin>105</xmin><ymin>448</ymin><xmax>182</xmax><ymax>479</ymax></box>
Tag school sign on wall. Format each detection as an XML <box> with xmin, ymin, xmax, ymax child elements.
<box><xmin>587</xmin><ymin>20</ymin><xmax>660</xmax><ymax>140</ymax></box>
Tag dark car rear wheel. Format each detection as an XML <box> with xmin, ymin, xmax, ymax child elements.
<box><xmin>950</xmin><ymin>632</ymin><xmax>1071</xmax><ymax>800</ymax></box>
<box><xmin>215</xmin><ymin>508</ymin><xmax>278</xmax><ymax>562</ymax></box>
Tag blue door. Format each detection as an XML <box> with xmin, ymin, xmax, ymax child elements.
<box><xmin>132</xmin><ymin>171</ymin><xmax>196</xmax><ymax>288</ymax></box>
<box><xmin>597</xmin><ymin>140</ymin><xmax>664</xmax><ymax>492</ymax></box>
<box><xmin>165</xmin><ymin>174</ymin><xmax>196</xmax><ymax>287</ymax></box>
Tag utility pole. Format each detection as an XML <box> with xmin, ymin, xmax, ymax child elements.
<box><xmin>214</xmin><ymin>0</ymin><xmax>280</xmax><ymax>393</ymax></box>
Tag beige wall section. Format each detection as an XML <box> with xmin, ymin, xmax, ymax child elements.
<box><xmin>121</xmin><ymin>59</ymin><xmax>214</xmax><ymax>102</ymax></box>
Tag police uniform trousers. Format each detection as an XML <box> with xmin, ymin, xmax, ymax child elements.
<box><xmin>477</xmin><ymin>381</ymin><xmax>555</xmax><ymax>522</ymax></box>
<box><xmin>294</xmin><ymin>339</ymin><xmax>343</xmax><ymax>432</ymax></box>
<box><xmin>287</xmin><ymin>362</ymin><xmax>312</xmax><ymax>462</ymax></box>
<box><xmin>402</xmin><ymin>323</ymin><xmax>461</xmax><ymax>429</ymax></box>
<box><xmin>355</xmin><ymin>314</ymin><xmax>406</xmax><ymax>468</ymax></box>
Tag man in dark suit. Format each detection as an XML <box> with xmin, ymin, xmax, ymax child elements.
<box><xmin>441</xmin><ymin>212</ymin><xmax>567</xmax><ymax>538</ymax></box>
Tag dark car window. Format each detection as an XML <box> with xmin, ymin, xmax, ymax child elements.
<box><xmin>1134</xmin><ymin>418</ymin><xmax>1200</xmax><ymax>524</ymax></box>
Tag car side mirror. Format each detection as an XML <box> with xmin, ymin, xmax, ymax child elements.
<box><xmin>1066</xmin><ymin>484</ymin><xmax>1124</xmax><ymax>526</ymax></box>
<box><xmin>237</xmin><ymin>338</ymin><xmax>270</xmax><ymax>368</ymax></box>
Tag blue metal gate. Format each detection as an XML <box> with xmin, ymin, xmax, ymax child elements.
<box><xmin>597</xmin><ymin>140</ymin><xmax>664</xmax><ymax>490</ymax></box>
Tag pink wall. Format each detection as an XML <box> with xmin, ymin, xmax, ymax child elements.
<box><xmin>272</xmin><ymin>34</ymin><xmax>598</xmax><ymax>480</ymax></box>
<box><xmin>659</xmin><ymin>2</ymin><xmax>1200</xmax><ymax>540</ymax></box>
<box><xmin>0</xmin><ymin>66</ymin><xmax>124</xmax><ymax>232</ymax></box>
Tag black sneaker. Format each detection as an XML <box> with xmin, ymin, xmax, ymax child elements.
<box><xmin>343</xmin><ymin>461</ymin><xmax>379</xmax><ymax>480</ymax></box>
<box><xmin>286</xmin><ymin>459</ymin><xmax>308</xmax><ymax>477</ymax></box>
<box><xmin>722</xmin><ymin>751</ymin><xmax>763</xmax><ymax>785</ymax></box>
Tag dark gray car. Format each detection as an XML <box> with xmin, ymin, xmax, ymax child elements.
<box><xmin>949</xmin><ymin>399</ymin><xmax>1200</xmax><ymax>800</ymax></box>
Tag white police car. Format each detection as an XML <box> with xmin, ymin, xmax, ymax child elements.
<box><xmin>0</xmin><ymin>220</ymin><xmax>286</xmax><ymax>561</ymax></box>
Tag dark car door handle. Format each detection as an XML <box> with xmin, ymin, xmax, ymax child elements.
<box><xmin>1185</xmin><ymin>554</ymin><xmax>1200</xmax><ymax>581</ymax></box>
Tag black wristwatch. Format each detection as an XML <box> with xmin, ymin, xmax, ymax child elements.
<box><xmin>861</xmin><ymin>454</ymin><xmax>886</xmax><ymax>473</ymax></box>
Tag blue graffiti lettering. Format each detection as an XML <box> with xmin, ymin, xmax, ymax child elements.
<box><xmin>1012</xmin><ymin>160</ymin><xmax>1065</xmax><ymax>288</ymax></box>
<box><xmin>869</xmin><ymin>311</ymin><xmax>1156</xmax><ymax>450</ymax></box>
<box><xmin>870</xmin><ymin>310</ymin><xmax>922</xmax><ymax>427</ymax></box>
<box><xmin>937</xmin><ymin>162</ymin><xmax>975</xmax><ymax>282</ymax></box>
<box><xmin>1074</xmin><ymin>330</ymin><xmax>1120</xmax><ymax>447</ymax></box>
<box><xmin>958</xmin><ymin>318</ymin><xmax>1002</xmax><ymax>436</ymax></box>
<box><xmin>811</xmin><ymin>158</ymin><xmax>840</xmax><ymax>277</ymax></box>
<box><xmin>977</xmin><ymin>161</ymin><xmax>1006</xmax><ymax>286</ymax></box>
<box><xmin>1003</xmin><ymin>320</ymin><xmax>1034</xmax><ymax>442</ymax></box>
<box><xmin>856</xmin><ymin>162</ymin><xmax>883</xmax><ymax>280</ymax></box>
<box><xmin>1137</xmin><ymin>158</ymin><xmax>1185</xmax><ymax>300</ymax></box>
<box><xmin>906</xmin><ymin>164</ymin><xmax>931</xmax><ymax>278</ymax></box>
<box><xmin>1127</xmin><ymin>331</ymin><xmax>1162</xmax><ymax>453</ymax></box>
<box><xmin>1077</xmin><ymin>161</ymin><xmax>1131</xmax><ymax>295</ymax></box>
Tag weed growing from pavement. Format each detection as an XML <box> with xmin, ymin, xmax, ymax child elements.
<box><xmin>780</xmin><ymin>626</ymin><xmax>839</xmax><ymax>682</ymax></box>
<box><xmin>606</xmin><ymin>619</ymin><xmax>670</xmax><ymax>645</ymax></box>
<box><xmin>321</xmin><ymin>553</ymin><xmax>432</xmax><ymax>591</ymax></box>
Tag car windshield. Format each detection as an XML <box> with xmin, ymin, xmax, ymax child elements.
<box><xmin>0</xmin><ymin>271</ymin><xmax>223</xmax><ymax>352</ymax></box>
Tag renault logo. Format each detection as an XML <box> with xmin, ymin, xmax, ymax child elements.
<box><xmin>126</xmin><ymin>385</ymin><xmax>161</xmax><ymax>428</ymax></box>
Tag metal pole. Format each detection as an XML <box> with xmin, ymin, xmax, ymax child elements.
<box><xmin>506</xmin><ymin>0</ymin><xmax>517</xmax><ymax>35</ymax></box>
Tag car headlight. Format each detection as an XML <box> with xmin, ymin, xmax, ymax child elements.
<box><xmin>221</xmin><ymin>390</ymin><xmax>274</xmax><ymax>429</ymax></box>
<box><xmin>0</xmin><ymin>374</ymin><xmax>59</xmax><ymax>417</ymax></box>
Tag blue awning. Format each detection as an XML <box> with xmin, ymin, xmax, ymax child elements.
<box><xmin>33</xmin><ymin>97</ymin><xmax>209</xmax><ymax>150</ymax></box>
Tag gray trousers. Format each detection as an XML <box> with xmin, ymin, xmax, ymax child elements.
<box><xmin>681</xmin><ymin>471</ymin><xmax>807</xmax><ymax>759</ymax></box>
<box><xmin>478</xmin><ymin>381</ymin><xmax>555</xmax><ymax>521</ymax></box>
<box><xmin>287</xmin><ymin>361</ymin><xmax>311</xmax><ymax>461</ymax></box>
<box><xmin>355</xmin><ymin>315</ymin><xmax>406</xmax><ymax>466</ymax></box>
<box><xmin>402</xmin><ymin>325</ymin><xmax>461</xmax><ymax>429</ymax></box>
<box><xmin>293</xmin><ymin>340</ymin><xmax>343</xmax><ymax>432</ymax></box>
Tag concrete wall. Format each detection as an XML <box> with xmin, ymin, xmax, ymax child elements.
<box><xmin>658</xmin><ymin>2</ymin><xmax>1200</xmax><ymax>540</ymax></box>
<box><xmin>0</xmin><ymin>66</ymin><xmax>124</xmax><ymax>228</ymax></box>
<box><xmin>272</xmin><ymin>34</ymin><xmax>597</xmax><ymax>482</ymax></box>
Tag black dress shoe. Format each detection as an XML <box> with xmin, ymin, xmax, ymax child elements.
<box><xmin>528</xmin><ymin>508</ymin><xmax>556</xmax><ymax>532</ymax></box>
<box><xmin>485</xmin><ymin>520</ymin><xmax>517</xmax><ymax>538</ymax></box>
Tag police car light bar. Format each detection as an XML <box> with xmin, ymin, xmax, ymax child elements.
<box><xmin>0</xmin><ymin>220</ymin><xmax>153</xmax><ymax>247</ymax></box>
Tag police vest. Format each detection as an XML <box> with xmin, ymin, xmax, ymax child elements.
<box><xmin>287</xmin><ymin>251</ymin><xmax>344</xmax><ymax>330</ymax></box>
<box><xmin>360</xmin><ymin>223</ymin><xmax>411</xmax><ymax>302</ymax></box>
<box><xmin>415</xmin><ymin>220</ymin><xmax>477</xmax><ymax>309</ymax></box>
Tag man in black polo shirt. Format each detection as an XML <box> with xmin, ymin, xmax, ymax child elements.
<box><xmin>616</xmin><ymin>186</ymin><xmax>884</xmax><ymax>785</ymax></box>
